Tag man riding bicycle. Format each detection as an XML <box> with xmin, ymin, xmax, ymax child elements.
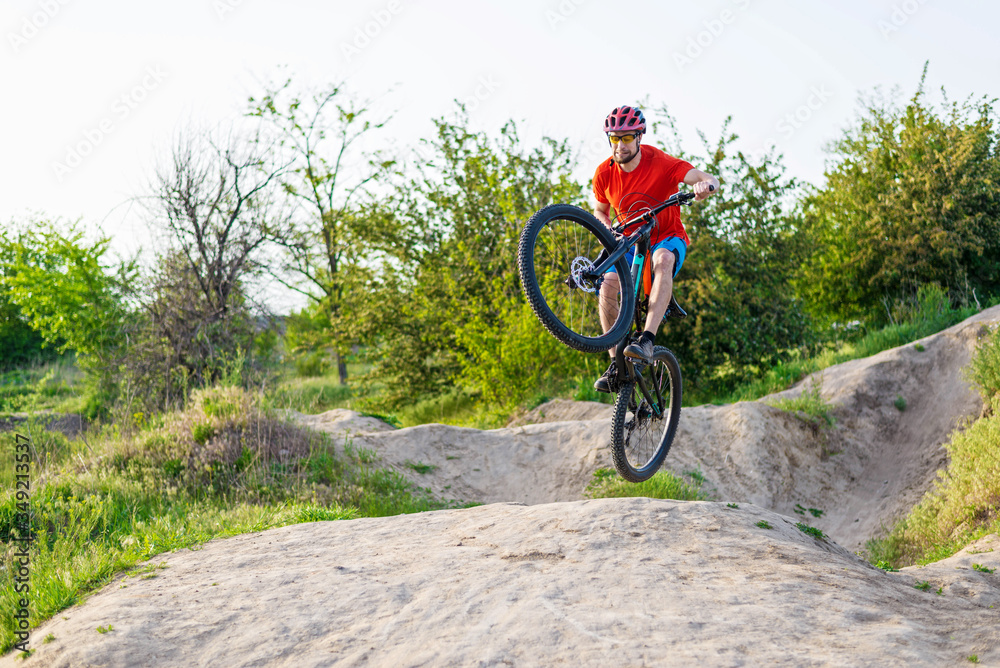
<box><xmin>593</xmin><ymin>105</ymin><xmax>719</xmax><ymax>393</ymax></box>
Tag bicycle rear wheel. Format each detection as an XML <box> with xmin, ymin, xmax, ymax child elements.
<box><xmin>611</xmin><ymin>345</ymin><xmax>682</xmax><ymax>482</ymax></box>
<box><xmin>518</xmin><ymin>204</ymin><xmax>634</xmax><ymax>354</ymax></box>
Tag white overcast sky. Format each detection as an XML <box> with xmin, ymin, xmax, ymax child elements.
<box><xmin>2</xmin><ymin>0</ymin><xmax>998</xmax><ymax>309</ymax></box>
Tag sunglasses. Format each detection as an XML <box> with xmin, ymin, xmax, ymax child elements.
<box><xmin>607</xmin><ymin>133</ymin><xmax>639</xmax><ymax>145</ymax></box>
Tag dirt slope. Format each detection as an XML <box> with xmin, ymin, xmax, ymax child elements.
<box><xmin>295</xmin><ymin>305</ymin><xmax>1000</xmax><ymax>549</ymax></box>
<box><xmin>8</xmin><ymin>307</ymin><xmax>1000</xmax><ymax>665</ymax></box>
<box><xmin>10</xmin><ymin>500</ymin><xmax>999</xmax><ymax>667</ymax></box>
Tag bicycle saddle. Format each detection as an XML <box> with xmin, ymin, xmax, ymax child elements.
<box><xmin>664</xmin><ymin>294</ymin><xmax>688</xmax><ymax>319</ymax></box>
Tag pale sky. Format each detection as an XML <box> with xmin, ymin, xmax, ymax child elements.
<box><xmin>2</xmin><ymin>0</ymin><xmax>997</xmax><ymax>310</ymax></box>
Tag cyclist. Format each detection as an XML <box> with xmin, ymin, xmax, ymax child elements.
<box><xmin>593</xmin><ymin>105</ymin><xmax>719</xmax><ymax>393</ymax></box>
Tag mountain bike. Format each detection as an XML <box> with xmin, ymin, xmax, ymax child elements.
<box><xmin>517</xmin><ymin>188</ymin><xmax>707</xmax><ymax>482</ymax></box>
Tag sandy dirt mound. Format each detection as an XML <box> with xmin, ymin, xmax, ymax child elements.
<box><xmin>507</xmin><ymin>398</ymin><xmax>613</xmax><ymax>426</ymax></box>
<box><xmin>293</xmin><ymin>306</ymin><xmax>1000</xmax><ymax>550</ymax></box>
<box><xmin>343</xmin><ymin>420</ymin><xmax>612</xmax><ymax>505</ymax></box>
<box><xmin>11</xmin><ymin>499</ymin><xmax>1000</xmax><ymax>667</ymax></box>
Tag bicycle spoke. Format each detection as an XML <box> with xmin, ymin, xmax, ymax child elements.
<box><xmin>531</xmin><ymin>216</ymin><xmax>622</xmax><ymax>341</ymax></box>
<box><xmin>611</xmin><ymin>347</ymin><xmax>682</xmax><ymax>482</ymax></box>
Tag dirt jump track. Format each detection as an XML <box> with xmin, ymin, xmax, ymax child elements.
<box><xmin>7</xmin><ymin>306</ymin><xmax>1000</xmax><ymax>666</ymax></box>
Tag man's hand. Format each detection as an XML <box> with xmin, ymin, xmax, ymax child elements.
<box><xmin>683</xmin><ymin>168</ymin><xmax>720</xmax><ymax>201</ymax></box>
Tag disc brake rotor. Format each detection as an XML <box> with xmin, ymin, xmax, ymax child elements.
<box><xmin>569</xmin><ymin>257</ymin><xmax>597</xmax><ymax>294</ymax></box>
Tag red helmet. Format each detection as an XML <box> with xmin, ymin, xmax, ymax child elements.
<box><xmin>604</xmin><ymin>106</ymin><xmax>646</xmax><ymax>134</ymax></box>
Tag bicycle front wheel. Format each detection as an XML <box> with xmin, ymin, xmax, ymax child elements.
<box><xmin>611</xmin><ymin>345</ymin><xmax>682</xmax><ymax>482</ymax></box>
<box><xmin>518</xmin><ymin>204</ymin><xmax>634</xmax><ymax>354</ymax></box>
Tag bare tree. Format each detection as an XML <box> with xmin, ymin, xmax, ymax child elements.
<box><xmin>151</xmin><ymin>128</ymin><xmax>294</xmax><ymax>315</ymax></box>
<box><xmin>132</xmin><ymin>127</ymin><xmax>294</xmax><ymax>405</ymax></box>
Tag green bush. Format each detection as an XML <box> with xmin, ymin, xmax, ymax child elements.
<box><xmin>295</xmin><ymin>352</ymin><xmax>330</xmax><ymax>378</ymax></box>
<box><xmin>866</xmin><ymin>394</ymin><xmax>1000</xmax><ymax>567</ymax></box>
<box><xmin>965</xmin><ymin>324</ymin><xmax>1000</xmax><ymax>404</ymax></box>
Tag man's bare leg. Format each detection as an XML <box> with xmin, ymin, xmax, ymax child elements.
<box><xmin>599</xmin><ymin>272</ymin><xmax>622</xmax><ymax>359</ymax></box>
<box><xmin>642</xmin><ymin>248</ymin><xmax>676</xmax><ymax>336</ymax></box>
<box><xmin>623</xmin><ymin>248</ymin><xmax>676</xmax><ymax>363</ymax></box>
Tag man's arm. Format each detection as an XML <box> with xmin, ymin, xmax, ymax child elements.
<box><xmin>683</xmin><ymin>168</ymin><xmax>720</xmax><ymax>201</ymax></box>
<box><xmin>594</xmin><ymin>200</ymin><xmax>613</xmax><ymax>228</ymax></box>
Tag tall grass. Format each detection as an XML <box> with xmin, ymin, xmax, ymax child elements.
<box><xmin>866</xmin><ymin>325</ymin><xmax>1000</xmax><ymax>568</ymax></box>
<box><xmin>0</xmin><ymin>356</ymin><xmax>85</xmax><ymax>414</ymax></box>
<box><xmin>0</xmin><ymin>385</ymin><xmax>460</xmax><ymax>654</ymax></box>
<box><xmin>585</xmin><ymin>467</ymin><xmax>709</xmax><ymax>501</ymax></box>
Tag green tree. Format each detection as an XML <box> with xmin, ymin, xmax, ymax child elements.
<box><xmin>649</xmin><ymin>110</ymin><xmax>814</xmax><ymax>394</ymax></box>
<box><xmin>0</xmin><ymin>236</ymin><xmax>57</xmax><ymax>369</ymax></box>
<box><xmin>248</xmin><ymin>79</ymin><xmax>402</xmax><ymax>384</ymax></box>
<box><xmin>0</xmin><ymin>220</ymin><xmax>138</xmax><ymax>413</ymax></box>
<box><xmin>347</xmin><ymin>112</ymin><xmax>589</xmax><ymax>411</ymax></box>
<box><xmin>798</xmin><ymin>69</ymin><xmax>1000</xmax><ymax>326</ymax></box>
<box><xmin>0</xmin><ymin>220</ymin><xmax>136</xmax><ymax>365</ymax></box>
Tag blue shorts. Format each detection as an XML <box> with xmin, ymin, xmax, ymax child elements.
<box><xmin>605</xmin><ymin>237</ymin><xmax>687</xmax><ymax>278</ymax></box>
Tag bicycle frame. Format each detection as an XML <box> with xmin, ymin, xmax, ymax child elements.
<box><xmin>586</xmin><ymin>190</ymin><xmax>696</xmax><ymax>407</ymax></box>
<box><xmin>615</xmin><ymin>233</ymin><xmax>665</xmax><ymax>415</ymax></box>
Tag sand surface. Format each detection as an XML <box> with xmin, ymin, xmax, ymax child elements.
<box><xmin>7</xmin><ymin>305</ymin><xmax>1000</xmax><ymax>666</ymax></box>
<box><xmin>10</xmin><ymin>500</ymin><xmax>1000</xmax><ymax>667</ymax></box>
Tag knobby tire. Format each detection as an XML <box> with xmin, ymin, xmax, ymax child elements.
<box><xmin>518</xmin><ymin>204</ymin><xmax>634</xmax><ymax>354</ymax></box>
<box><xmin>611</xmin><ymin>345</ymin><xmax>682</xmax><ymax>482</ymax></box>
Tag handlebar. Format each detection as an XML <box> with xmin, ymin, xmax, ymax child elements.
<box><xmin>611</xmin><ymin>184</ymin><xmax>715</xmax><ymax>236</ymax></box>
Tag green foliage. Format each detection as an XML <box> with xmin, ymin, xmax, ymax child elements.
<box><xmin>0</xmin><ymin>253</ymin><xmax>55</xmax><ymax>368</ymax></box>
<box><xmin>972</xmin><ymin>563</ymin><xmax>995</xmax><ymax>574</ymax></box>
<box><xmin>404</xmin><ymin>460</ymin><xmax>435</xmax><ymax>474</ymax></box>
<box><xmin>360</xmin><ymin>412</ymin><xmax>401</xmax><ymax>428</ymax></box>
<box><xmin>913</xmin><ymin>580</ymin><xmax>931</xmax><ymax>591</ymax></box>
<box><xmin>294</xmin><ymin>351</ymin><xmax>331</xmax><ymax>378</ymax></box>
<box><xmin>766</xmin><ymin>379</ymin><xmax>835</xmax><ymax>427</ymax></box>
<box><xmin>585</xmin><ymin>467</ymin><xmax>708</xmax><ymax>501</ymax></box>
<box><xmin>756</xmin><ymin>520</ymin><xmax>773</xmax><ymax>529</ymax></box>
<box><xmin>347</xmin><ymin>112</ymin><xmax>587</xmax><ymax>411</ymax></box>
<box><xmin>249</xmin><ymin>80</ymin><xmax>403</xmax><ymax>380</ymax></box>
<box><xmin>711</xmin><ymin>285</ymin><xmax>981</xmax><ymax>405</ymax></box>
<box><xmin>796</xmin><ymin>522</ymin><xmax>827</xmax><ymax>540</ymax></box>
<box><xmin>866</xmin><ymin>393</ymin><xmax>1000</xmax><ymax>568</ymax></box>
<box><xmin>650</xmin><ymin>109</ymin><xmax>816</xmax><ymax>394</ymax></box>
<box><xmin>0</xmin><ymin>358</ymin><xmax>84</xmax><ymax>413</ymax></box>
<box><xmin>0</xmin><ymin>384</ymin><xmax>459</xmax><ymax>653</ymax></box>
<box><xmin>0</xmin><ymin>220</ymin><xmax>136</xmax><ymax>380</ymax></box>
<box><xmin>965</xmin><ymin>324</ymin><xmax>1000</xmax><ymax>404</ymax></box>
<box><xmin>798</xmin><ymin>69</ymin><xmax>1000</xmax><ymax>326</ymax></box>
<box><xmin>266</xmin><ymin>370</ymin><xmax>356</xmax><ymax>414</ymax></box>
<box><xmin>894</xmin><ymin>395</ymin><xmax>907</xmax><ymax>411</ymax></box>
<box><xmin>794</xmin><ymin>504</ymin><xmax>824</xmax><ymax>518</ymax></box>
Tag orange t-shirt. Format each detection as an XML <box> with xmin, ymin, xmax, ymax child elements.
<box><xmin>592</xmin><ymin>145</ymin><xmax>694</xmax><ymax>246</ymax></box>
